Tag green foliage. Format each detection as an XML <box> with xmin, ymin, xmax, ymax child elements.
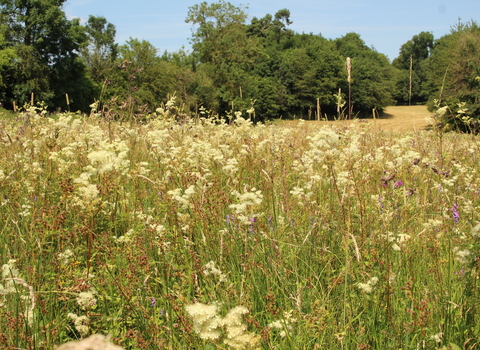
<box><xmin>186</xmin><ymin>0</ymin><xmax>265</xmax><ymax>116</ymax></box>
<box><xmin>335</xmin><ymin>33</ymin><xmax>396</xmax><ymax>113</ymax></box>
<box><xmin>424</xmin><ymin>21</ymin><xmax>480</xmax><ymax>132</ymax></box>
<box><xmin>4</xmin><ymin>0</ymin><xmax>479</xmax><ymax>129</ymax></box>
<box><xmin>392</xmin><ymin>32</ymin><xmax>434</xmax><ymax>104</ymax></box>
<box><xmin>80</xmin><ymin>16</ymin><xmax>118</xmax><ymax>85</ymax></box>
<box><xmin>0</xmin><ymin>0</ymin><xmax>95</xmax><ymax>111</ymax></box>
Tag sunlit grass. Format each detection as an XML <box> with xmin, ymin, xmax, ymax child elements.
<box><xmin>0</xmin><ymin>104</ymin><xmax>479</xmax><ymax>349</ymax></box>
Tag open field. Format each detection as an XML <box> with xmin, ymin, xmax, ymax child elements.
<box><xmin>278</xmin><ymin>105</ymin><xmax>433</xmax><ymax>133</ymax></box>
<box><xmin>1</xmin><ymin>106</ymin><xmax>480</xmax><ymax>349</ymax></box>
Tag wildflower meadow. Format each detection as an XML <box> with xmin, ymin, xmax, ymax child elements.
<box><xmin>1</xmin><ymin>101</ymin><xmax>480</xmax><ymax>350</ymax></box>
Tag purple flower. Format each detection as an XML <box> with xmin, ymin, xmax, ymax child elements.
<box><xmin>378</xmin><ymin>196</ymin><xmax>384</xmax><ymax>210</ymax></box>
<box><xmin>450</xmin><ymin>203</ymin><xmax>460</xmax><ymax>223</ymax></box>
<box><xmin>394</xmin><ymin>180</ymin><xmax>403</xmax><ymax>188</ymax></box>
<box><xmin>151</xmin><ymin>297</ymin><xmax>156</xmax><ymax>307</ymax></box>
<box><xmin>226</xmin><ymin>214</ymin><xmax>234</xmax><ymax>226</ymax></box>
<box><xmin>249</xmin><ymin>217</ymin><xmax>256</xmax><ymax>234</ymax></box>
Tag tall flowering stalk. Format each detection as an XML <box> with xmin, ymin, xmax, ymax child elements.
<box><xmin>346</xmin><ymin>57</ymin><xmax>352</xmax><ymax>119</ymax></box>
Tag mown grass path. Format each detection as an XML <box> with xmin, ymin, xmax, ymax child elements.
<box><xmin>279</xmin><ymin>105</ymin><xmax>433</xmax><ymax>132</ymax></box>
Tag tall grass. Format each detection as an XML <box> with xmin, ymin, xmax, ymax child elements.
<box><xmin>0</xmin><ymin>102</ymin><xmax>479</xmax><ymax>349</ymax></box>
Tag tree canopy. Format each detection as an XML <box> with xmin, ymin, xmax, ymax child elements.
<box><xmin>0</xmin><ymin>0</ymin><xmax>478</xmax><ymax>128</ymax></box>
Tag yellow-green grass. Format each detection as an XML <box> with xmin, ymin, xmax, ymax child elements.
<box><xmin>277</xmin><ymin>105</ymin><xmax>432</xmax><ymax>133</ymax></box>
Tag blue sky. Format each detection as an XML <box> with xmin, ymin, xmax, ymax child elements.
<box><xmin>64</xmin><ymin>0</ymin><xmax>479</xmax><ymax>61</ymax></box>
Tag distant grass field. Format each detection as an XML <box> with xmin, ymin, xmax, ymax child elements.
<box><xmin>278</xmin><ymin>105</ymin><xmax>433</xmax><ymax>132</ymax></box>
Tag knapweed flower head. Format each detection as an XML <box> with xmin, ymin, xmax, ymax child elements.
<box><xmin>393</xmin><ymin>180</ymin><xmax>403</xmax><ymax>189</ymax></box>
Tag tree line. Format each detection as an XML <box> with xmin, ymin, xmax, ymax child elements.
<box><xmin>0</xmin><ymin>0</ymin><xmax>479</xmax><ymax>125</ymax></box>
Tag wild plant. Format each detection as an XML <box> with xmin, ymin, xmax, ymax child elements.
<box><xmin>0</xmin><ymin>102</ymin><xmax>480</xmax><ymax>349</ymax></box>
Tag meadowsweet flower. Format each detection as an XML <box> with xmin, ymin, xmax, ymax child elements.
<box><xmin>229</xmin><ymin>188</ymin><xmax>263</xmax><ymax>225</ymax></box>
<box><xmin>453</xmin><ymin>247</ymin><xmax>471</xmax><ymax>264</ymax></box>
<box><xmin>222</xmin><ymin>306</ymin><xmax>261</xmax><ymax>350</ymax></box>
<box><xmin>204</xmin><ymin>261</ymin><xmax>228</xmax><ymax>283</ymax></box>
<box><xmin>0</xmin><ymin>261</ymin><xmax>35</xmax><ymax>325</ymax></box>
<box><xmin>268</xmin><ymin>310</ymin><xmax>296</xmax><ymax>338</ymax></box>
<box><xmin>56</xmin><ymin>334</ymin><xmax>124</xmax><ymax>350</ymax></box>
<box><xmin>167</xmin><ymin>186</ymin><xmax>196</xmax><ymax>210</ymax></box>
<box><xmin>430</xmin><ymin>332</ymin><xmax>443</xmax><ymax>343</ymax></box>
<box><xmin>185</xmin><ymin>303</ymin><xmax>261</xmax><ymax>348</ymax></box>
<box><xmin>113</xmin><ymin>229</ymin><xmax>135</xmax><ymax>243</ymax></box>
<box><xmin>185</xmin><ymin>303</ymin><xmax>222</xmax><ymax>340</ymax></box>
<box><xmin>77</xmin><ymin>289</ymin><xmax>97</xmax><ymax>311</ymax></box>
<box><xmin>472</xmin><ymin>223</ymin><xmax>480</xmax><ymax>237</ymax></box>
<box><xmin>58</xmin><ymin>249</ymin><xmax>74</xmax><ymax>265</ymax></box>
<box><xmin>357</xmin><ymin>276</ymin><xmax>379</xmax><ymax>294</ymax></box>
<box><xmin>68</xmin><ymin>313</ymin><xmax>90</xmax><ymax>337</ymax></box>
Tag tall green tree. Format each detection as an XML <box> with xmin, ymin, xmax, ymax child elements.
<box><xmin>335</xmin><ymin>33</ymin><xmax>395</xmax><ymax>114</ymax></box>
<box><xmin>0</xmin><ymin>0</ymin><xmax>94</xmax><ymax>111</ymax></box>
<box><xmin>102</xmin><ymin>38</ymin><xmax>195</xmax><ymax>116</ymax></box>
<box><xmin>0</xmin><ymin>20</ymin><xmax>16</xmax><ymax>93</ymax></box>
<box><xmin>392</xmin><ymin>31</ymin><xmax>434</xmax><ymax>104</ymax></box>
<box><xmin>424</xmin><ymin>20</ymin><xmax>480</xmax><ymax>131</ymax></box>
<box><xmin>80</xmin><ymin>16</ymin><xmax>118</xmax><ymax>85</ymax></box>
<box><xmin>186</xmin><ymin>0</ymin><xmax>264</xmax><ymax>114</ymax></box>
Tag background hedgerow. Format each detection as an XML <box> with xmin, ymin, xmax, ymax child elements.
<box><xmin>1</xmin><ymin>104</ymin><xmax>480</xmax><ymax>349</ymax></box>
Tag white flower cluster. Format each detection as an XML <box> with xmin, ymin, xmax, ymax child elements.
<box><xmin>453</xmin><ymin>247</ymin><xmax>471</xmax><ymax>264</ymax></box>
<box><xmin>268</xmin><ymin>310</ymin><xmax>296</xmax><ymax>338</ymax></box>
<box><xmin>229</xmin><ymin>187</ymin><xmax>264</xmax><ymax>225</ymax></box>
<box><xmin>357</xmin><ymin>276</ymin><xmax>379</xmax><ymax>294</ymax></box>
<box><xmin>204</xmin><ymin>261</ymin><xmax>228</xmax><ymax>283</ymax></box>
<box><xmin>58</xmin><ymin>249</ymin><xmax>74</xmax><ymax>265</ymax></box>
<box><xmin>185</xmin><ymin>303</ymin><xmax>261</xmax><ymax>349</ymax></box>
<box><xmin>0</xmin><ymin>260</ymin><xmax>35</xmax><ymax>325</ymax></box>
<box><xmin>77</xmin><ymin>288</ymin><xmax>97</xmax><ymax>311</ymax></box>
<box><xmin>68</xmin><ymin>313</ymin><xmax>90</xmax><ymax>337</ymax></box>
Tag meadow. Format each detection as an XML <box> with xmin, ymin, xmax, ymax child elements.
<box><xmin>0</xmin><ymin>101</ymin><xmax>479</xmax><ymax>350</ymax></box>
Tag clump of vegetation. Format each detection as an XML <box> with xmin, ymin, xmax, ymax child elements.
<box><xmin>1</xmin><ymin>99</ymin><xmax>480</xmax><ymax>349</ymax></box>
<box><xmin>425</xmin><ymin>21</ymin><xmax>480</xmax><ymax>132</ymax></box>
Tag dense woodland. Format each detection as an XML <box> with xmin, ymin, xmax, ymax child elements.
<box><xmin>0</xmin><ymin>0</ymin><xmax>479</xmax><ymax>126</ymax></box>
